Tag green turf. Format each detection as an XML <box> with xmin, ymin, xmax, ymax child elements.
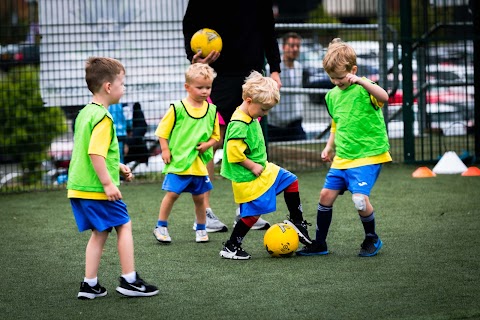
<box><xmin>1</xmin><ymin>163</ymin><xmax>479</xmax><ymax>320</ymax></box>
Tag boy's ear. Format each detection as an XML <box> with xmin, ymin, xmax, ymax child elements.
<box><xmin>104</xmin><ymin>81</ymin><xmax>111</xmax><ymax>93</ymax></box>
<box><xmin>351</xmin><ymin>65</ymin><xmax>358</xmax><ymax>74</ymax></box>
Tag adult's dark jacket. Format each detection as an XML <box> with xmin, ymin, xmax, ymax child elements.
<box><xmin>183</xmin><ymin>0</ymin><xmax>281</xmax><ymax>77</ymax></box>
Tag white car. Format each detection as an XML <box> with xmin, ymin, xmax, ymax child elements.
<box><xmin>386</xmin><ymin>102</ymin><xmax>470</xmax><ymax>138</ymax></box>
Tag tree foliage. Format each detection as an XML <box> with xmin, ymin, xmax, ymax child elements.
<box><xmin>0</xmin><ymin>66</ymin><xmax>67</xmax><ymax>182</ymax></box>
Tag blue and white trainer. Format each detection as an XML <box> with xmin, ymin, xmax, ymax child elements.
<box><xmin>358</xmin><ymin>236</ymin><xmax>383</xmax><ymax>257</ymax></box>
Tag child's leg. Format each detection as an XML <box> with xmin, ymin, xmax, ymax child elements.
<box><xmin>228</xmin><ymin>215</ymin><xmax>259</xmax><ymax>245</ymax></box>
<box><xmin>283</xmin><ymin>180</ymin><xmax>312</xmax><ymax>245</ymax></box>
<box><xmin>349</xmin><ymin>164</ymin><xmax>381</xmax><ymax>239</ymax></box>
<box><xmin>115</xmin><ymin>221</ymin><xmax>159</xmax><ymax>297</ymax></box>
<box><xmin>354</xmin><ymin>194</ymin><xmax>376</xmax><ymax>236</ymax></box>
<box><xmin>157</xmin><ymin>191</ymin><xmax>180</xmax><ymax>224</ymax></box>
<box><xmin>115</xmin><ymin>221</ymin><xmax>135</xmax><ymax>275</ymax></box>
<box><xmin>192</xmin><ymin>193</ymin><xmax>206</xmax><ymax>226</ymax></box>
<box><xmin>283</xmin><ymin>180</ymin><xmax>303</xmax><ymax>222</ymax></box>
<box><xmin>316</xmin><ymin>188</ymin><xmax>338</xmax><ymax>244</ymax></box>
<box><xmin>85</xmin><ymin>230</ymin><xmax>109</xmax><ymax>279</ymax></box>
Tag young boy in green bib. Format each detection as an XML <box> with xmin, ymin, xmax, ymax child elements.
<box><xmin>68</xmin><ymin>57</ymin><xmax>158</xmax><ymax>299</ymax></box>
<box><xmin>153</xmin><ymin>63</ymin><xmax>220</xmax><ymax>244</ymax></box>
<box><xmin>296</xmin><ymin>38</ymin><xmax>392</xmax><ymax>257</ymax></box>
<box><xmin>219</xmin><ymin>71</ymin><xmax>312</xmax><ymax>260</ymax></box>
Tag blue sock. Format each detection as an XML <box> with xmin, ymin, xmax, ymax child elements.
<box><xmin>196</xmin><ymin>223</ymin><xmax>206</xmax><ymax>231</ymax></box>
<box><xmin>156</xmin><ymin>220</ymin><xmax>168</xmax><ymax>227</ymax></box>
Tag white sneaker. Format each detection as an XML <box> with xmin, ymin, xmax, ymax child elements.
<box><xmin>153</xmin><ymin>226</ymin><xmax>171</xmax><ymax>243</ymax></box>
<box><xmin>195</xmin><ymin>229</ymin><xmax>209</xmax><ymax>243</ymax></box>
<box><xmin>192</xmin><ymin>208</ymin><xmax>228</xmax><ymax>233</ymax></box>
<box><xmin>233</xmin><ymin>207</ymin><xmax>271</xmax><ymax>230</ymax></box>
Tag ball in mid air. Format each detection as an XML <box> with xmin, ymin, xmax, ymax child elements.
<box><xmin>190</xmin><ymin>28</ymin><xmax>223</xmax><ymax>58</ymax></box>
<box><xmin>264</xmin><ymin>223</ymin><xmax>299</xmax><ymax>257</ymax></box>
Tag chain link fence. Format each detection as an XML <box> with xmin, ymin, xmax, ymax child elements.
<box><xmin>1</xmin><ymin>0</ymin><xmax>477</xmax><ymax>192</ymax></box>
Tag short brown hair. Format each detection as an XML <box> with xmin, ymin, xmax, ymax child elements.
<box><xmin>85</xmin><ymin>57</ymin><xmax>125</xmax><ymax>94</ymax></box>
<box><xmin>322</xmin><ymin>38</ymin><xmax>357</xmax><ymax>74</ymax></box>
<box><xmin>282</xmin><ymin>32</ymin><xmax>302</xmax><ymax>44</ymax></box>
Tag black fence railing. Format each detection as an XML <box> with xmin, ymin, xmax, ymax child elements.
<box><xmin>1</xmin><ymin>0</ymin><xmax>477</xmax><ymax>192</ymax></box>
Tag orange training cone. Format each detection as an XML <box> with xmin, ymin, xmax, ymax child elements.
<box><xmin>461</xmin><ymin>166</ymin><xmax>480</xmax><ymax>176</ymax></box>
<box><xmin>412</xmin><ymin>166</ymin><xmax>436</xmax><ymax>178</ymax></box>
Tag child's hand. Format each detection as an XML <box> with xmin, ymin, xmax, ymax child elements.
<box><xmin>345</xmin><ymin>73</ymin><xmax>360</xmax><ymax>84</ymax></box>
<box><xmin>196</xmin><ymin>142</ymin><xmax>210</xmax><ymax>154</ymax></box>
<box><xmin>162</xmin><ymin>149</ymin><xmax>171</xmax><ymax>164</ymax></box>
<box><xmin>104</xmin><ymin>182</ymin><xmax>122</xmax><ymax>201</ymax></box>
<box><xmin>250</xmin><ymin>163</ymin><xmax>264</xmax><ymax>177</ymax></box>
<box><xmin>321</xmin><ymin>146</ymin><xmax>334</xmax><ymax>162</ymax></box>
<box><xmin>120</xmin><ymin>163</ymin><xmax>134</xmax><ymax>182</ymax></box>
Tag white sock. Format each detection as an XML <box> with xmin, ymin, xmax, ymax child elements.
<box><xmin>84</xmin><ymin>277</ymin><xmax>97</xmax><ymax>287</ymax></box>
<box><xmin>122</xmin><ymin>271</ymin><xmax>137</xmax><ymax>283</ymax></box>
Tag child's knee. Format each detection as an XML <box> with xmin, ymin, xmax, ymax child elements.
<box><xmin>352</xmin><ymin>193</ymin><xmax>366</xmax><ymax>211</ymax></box>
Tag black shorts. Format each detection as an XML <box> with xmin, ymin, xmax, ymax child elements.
<box><xmin>210</xmin><ymin>75</ymin><xmax>245</xmax><ymax>123</ymax></box>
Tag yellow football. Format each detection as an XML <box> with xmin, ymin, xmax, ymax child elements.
<box><xmin>264</xmin><ymin>223</ymin><xmax>299</xmax><ymax>257</ymax></box>
<box><xmin>190</xmin><ymin>28</ymin><xmax>223</xmax><ymax>58</ymax></box>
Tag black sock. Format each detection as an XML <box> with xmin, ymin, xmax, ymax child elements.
<box><xmin>229</xmin><ymin>218</ymin><xmax>250</xmax><ymax>246</ymax></box>
<box><xmin>284</xmin><ymin>191</ymin><xmax>303</xmax><ymax>222</ymax></box>
<box><xmin>360</xmin><ymin>212</ymin><xmax>377</xmax><ymax>238</ymax></box>
<box><xmin>316</xmin><ymin>203</ymin><xmax>332</xmax><ymax>244</ymax></box>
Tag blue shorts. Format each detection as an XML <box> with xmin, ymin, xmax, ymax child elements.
<box><xmin>323</xmin><ymin>164</ymin><xmax>382</xmax><ymax>196</ymax></box>
<box><xmin>70</xmin><ymin>198</ymin><xmax>130</xmax><ymax>232</ymax></box>
<box><xmin>162</xmin><ymin>173</ymin><xmax>213</xmax><ymax>195</ymax></box>
<box><xmin>239</xmin><ymin>168</ymin><xmax>297</xmax><ymax>217</ymax></box>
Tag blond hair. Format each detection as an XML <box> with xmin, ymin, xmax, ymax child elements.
<box><xmin>242</xmin><ymin>71</ymin><xmax>280</xmax><ymax>106</ymax></box>
<box><xmin>322</xmin><ymin>38</ymin><xmax>357</xmax><ymax>74</ymax></box>
<box><xmin>85</xmin><ymin>57</ymin><xmax>125</xmax><ymax>94</ymax></box>
<box><xmin>185</xmin><ymin>63</ymin><xmax>217</xmax><ymax>83</ymax></box>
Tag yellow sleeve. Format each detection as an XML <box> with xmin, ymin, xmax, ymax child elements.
<box><xmin>88</xmin><ymin>117</ymin><xmax>112</xmax><ymax>157</ymax></box>
<box><xmin>370</xmin><ymin>95</ymin><xmax>384</xmax><ymax>108</ymax></box>
<box><xmin>330</xmin><ymin>120</ymin><xmax>336</xmax><ymax>133</ymax></box>
<box><xmin>211</xmin><ymin>114</ymin><xmax>220</xmax><ymax>141</ymax></box>
<box><xmin>155</xmin><ymin>106</ymin><xmax>175</xmax><ymax>139</ymax></box>
<box><xmin>363</xmin><ymin>77</ymin><xmax>384</xmax><ymax>108</ymax></box>
<box><xmin>226</xmin><ymin>139</ymin><xmax>247</xmax><ymax>163</ymax></box>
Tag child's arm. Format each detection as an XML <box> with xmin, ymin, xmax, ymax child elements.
<box><xmin>226</xmin><ymin>139</ymin><xmax>264</xmax><ymax>177</ymax></box>
<box><xmin>238</xmin><ymin>158</ymin><xmax>264</xmax><ymax>177</ymax></box>
<box><xmin>346</xmin><ymin>74</ymin><xmax>389</xmax><ymax>103</ymax></box>
<box><xmin>196</xmin><ymin>138</ymin><xmax>216</xmax><ymax>154</ymax></box>
<box><xmin>159</xmin><ymin>137</ymin><xmax>171</xmax><ymax>164</ymax></box>
<box><xmin>90</xmin><ymin>154</ymin><xmax>122</xmax><ymax>201</ymax></box>
<box><xmin>321</xmin><ymin>132</ymin><xmax>335</xmax><ymax>162</ymax></box>
<box><xmin>155</xmin><ymin>106</ymin><xmax>175</xmax><ymax>164</ymax></box>
<box><xmin>120</xmin><ymin>163</ymin><xmax>133</xmax><ymax>182</ymax></box>
<box><xmin>196</xmin><ymin>113</ymin><xmax>220</xmax><ymax>153</ymax></box>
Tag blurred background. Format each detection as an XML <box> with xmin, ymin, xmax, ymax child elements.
<box><xmin>0</xmin><ymin>0</ymin><xmax>477</xmax><ymax>191</ymax></box>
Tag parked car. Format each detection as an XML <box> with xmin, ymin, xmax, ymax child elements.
<box><xmin>386</xmin><ymin>102</ymin><xmax>472</xmax><ymax>138</ymax></box>
<box><xmin>0</xmin><ymin>42</ymin><xmax>39</xmax><ymax>72</ymax></box>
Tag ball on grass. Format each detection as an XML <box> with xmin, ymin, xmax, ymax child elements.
<box><xmin>264</xmin><ymin>223</ymin><xmax>299</xmax><ymax>257</ymax></box>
